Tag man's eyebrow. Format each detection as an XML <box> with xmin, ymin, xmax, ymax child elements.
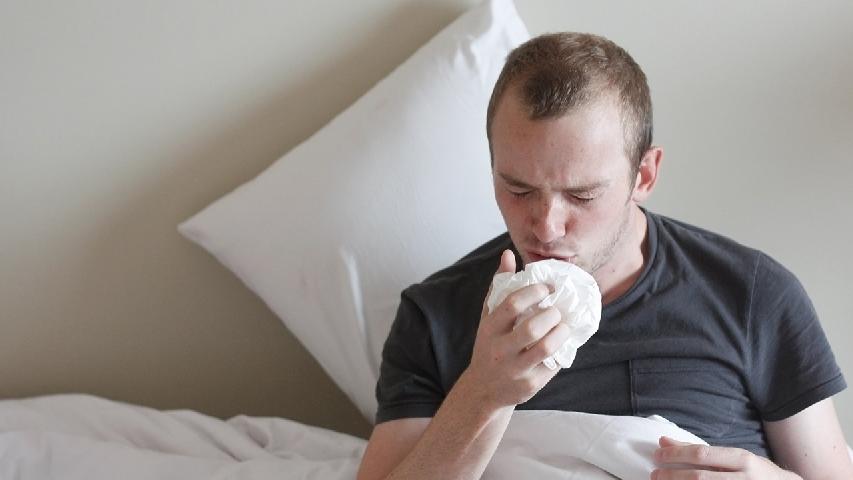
<box><xmin>497</xmin><ymin>172</ymin><xmax>535</xmax><ymax>189</ymax></box>
<box><xmin>496</xmin><ymin>172</ymin><xmax>611</xmax><ymax>192</ymax></box>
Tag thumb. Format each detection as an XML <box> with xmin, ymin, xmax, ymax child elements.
<box><xmin>497</xmin><ymin>249</ymin><xmax>516</xmax><ymax>275</ymax></box>
<box><xmin>482</xmin><ymin>250</ymin><xmax>517</xmax><ymax>316</ymax></box>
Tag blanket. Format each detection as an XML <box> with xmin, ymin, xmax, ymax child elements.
<box><xmin>0</xmin><ymin>394</ymin><xmax>708</xmax><ymax>479</ymax></box>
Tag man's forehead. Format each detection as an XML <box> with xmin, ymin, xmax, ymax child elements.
<box><xmin>492</xmin><ymin>94</ymin><xmax>622</xmax><ymax>146</ymax></box>
<box><xmin>491</xmin><ymin>91</ymin><xmax>630</xmax><ymax>179</ymax></box>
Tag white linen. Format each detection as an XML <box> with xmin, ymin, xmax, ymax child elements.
<box><xmin>0</xmin><ymin>395</ymin><xmax>365</xmax><ymax>480</ymax></box>
<box><xmin>0</xmin><ymin>394</ymin><xmax>714</xmax><ymax>480</ymax></box>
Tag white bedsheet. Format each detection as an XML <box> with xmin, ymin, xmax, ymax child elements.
<box><xmin>0</xmin><ymin>394</ymin><xmax>707</xmax><ymax>479</ymax></box>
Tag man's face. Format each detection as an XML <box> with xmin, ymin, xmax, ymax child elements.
<box><xmin>491</xmin><ymin>92</ymin><xmax>638</xmax><ymax>274</ymax></box>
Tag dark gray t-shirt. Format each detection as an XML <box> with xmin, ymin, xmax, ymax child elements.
<box><xmin>375</xmin><ymin>210</ymin><xmax>846</xmax><ymax>458</ymax></box>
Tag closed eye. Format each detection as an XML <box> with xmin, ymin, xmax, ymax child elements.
<box><xmin>507</xmin><ymin>187</ymin><xmax>532</xmax><ymax>197</ymax></box>
<box><xmin>568</xmin><ymin>192</ymin><xmax>599</xmax><ymax>204</ymax></box>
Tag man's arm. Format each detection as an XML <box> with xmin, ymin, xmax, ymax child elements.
<box><xmin>764</xmin><ymin>397</ymin><xmax>853</xmax><ymax>479</ymax></box>
<box><xmin>357</xmin><ymin>250</ymin><xmax>570</xmax><ymax>480</ymax></box>
<box><xmin>651</xmin><ymin>398</ymin><xmax>853</xmax><ymax>479</ymax></box>
<box><xmin>356</xmin><ymin>419</ymin><xmax>429</xmax><ymax>480</ymax></box>
<box><xmin>356</xmin><ymin>376</ymin><xmax>514</xmax><ymax>480</ymax></box>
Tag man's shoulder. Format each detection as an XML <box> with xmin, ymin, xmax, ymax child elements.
<box><xmin>649</xmin><ymin>211</ymin><xmax>801</xmax><ymax>286</ymax></box>
<box><xmin>650</xmin><ymin>211</ymin><xmax>761</xmax><ymax>261</ymax></box>
<box><xmin>403</xmin><ymin>232</ymin><xmax>512</xmax><ymax>303</ymax></box>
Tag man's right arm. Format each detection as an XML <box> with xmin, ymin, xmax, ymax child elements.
<box><xmin>356</xmin><ymin>373</ymin><xmax>514</xmax><ymax>480</ymax></box>
<box><xmin>357</xmin><ymin>250</ymin><xmax>571</xmax><ymax>480</ymax></box>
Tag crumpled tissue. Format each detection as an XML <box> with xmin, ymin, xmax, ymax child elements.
<box><xmin>486</xmin><ymin>259</ymin><xmax>602</xmax><ymax>370</ymax></box>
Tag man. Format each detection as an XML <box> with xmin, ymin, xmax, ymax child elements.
<box><xmin>357</xmin><ymin>32</ymin><xmax>852</xmax><ymax>479</ymax></box>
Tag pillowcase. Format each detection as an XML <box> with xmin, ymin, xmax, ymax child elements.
<box><xmin>178</xmin><ymin>0</ymin><xmax>529</xmax><ymax>421</ymax></box>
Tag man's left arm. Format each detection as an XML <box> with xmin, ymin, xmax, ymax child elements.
<box><xmin>764</xmin><ymin>397</ymin><xmax>852</xmax><ymax>479</ymax></box>
<box><xmin>652</xmin><ymin>398</ymin><xmax>853</xmax><ymax>479</ymax></box>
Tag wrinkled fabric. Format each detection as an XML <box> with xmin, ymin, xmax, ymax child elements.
<box><xmin>0</xmin><ymin>394</ymin><xmax>710</xmax><ymax>480</ymax></box>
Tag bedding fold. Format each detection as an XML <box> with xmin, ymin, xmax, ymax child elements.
<box><xmin>0</xmin><ymin>394</ymin><xmax>711</xmax><ymax>479</ymax></box>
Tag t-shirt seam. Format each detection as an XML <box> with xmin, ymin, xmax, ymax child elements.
<box><xmin>378</xmin><ymin>400</ymin><xmax>442</xmax><ymax>410</ymax></box>
<box><xmin>745</xmin><ymin>250</ymin><xmax>762</xmax><ymax>400</ymax></box>
<box><xmin>761</xmin><ymin>373</ymin><xmax>846</xmax><ymax>420</ymax></box>
<box><xmin>375</xmin><ymin>402</ymin><xmax>441</xmax><ymax>422</ymax></box>
<box><xmin>629</xmin><ymin>359</ymin><xmax>638</xmax><ymax>415</ymax></box>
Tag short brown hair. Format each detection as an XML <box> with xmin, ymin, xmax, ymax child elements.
<box><xmin>486</xmin><ymin>32</ymin><xmax>653</xmax><ymax>176</ymax></box>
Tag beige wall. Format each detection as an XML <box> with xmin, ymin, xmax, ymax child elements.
<box><xmin>2</xmin><ymin>0</ymin><xmax>851</xmax><ymax>441</ymax></box>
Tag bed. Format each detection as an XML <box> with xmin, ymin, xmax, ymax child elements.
<box><xmin>0</xmin><ymin>394</ymin><xmax>711</xmax><ymax>479</ymax></box>
<box><xmin>2</xmin><ymin>0</ymin><xmax>850</xmax><ymax>478</ymax></box>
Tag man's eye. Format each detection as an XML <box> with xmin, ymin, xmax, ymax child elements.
<box><xmin>509</xmin><ymin>189</ymin><xmax>531</xmax><ymax>197</ymax></box>
<box><xmin>573</xmin><ymin>195</ymin><xmax>595</xmax><ymax>204</ymax></box>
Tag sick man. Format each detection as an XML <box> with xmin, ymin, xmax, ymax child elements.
<box><xmin>358</xmin><ymin>32</ymin><xmax>852</xmax><ymax>480</ymax></box>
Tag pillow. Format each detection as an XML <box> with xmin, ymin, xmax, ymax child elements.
<box><xmin>178</xmin><ymin>0</ymin><xmax>529</xmax><ymax>421</ymax></box>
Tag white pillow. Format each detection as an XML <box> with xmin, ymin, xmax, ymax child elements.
<box><xmin>178</xmin><ymin>0</ymin><xmax>529</xmax><ymax>421</ymax></box>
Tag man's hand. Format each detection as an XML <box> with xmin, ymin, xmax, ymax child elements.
<box><xmin>460</xmin><ymin>249</ymin><xmax>571</xmax><ymax>410</ymax></box>
<box><xmin>358</xmin><ymin>249</ymin><xmax>572</xmax><ymax>480</ymax></box>
<box><xmin>652</xmin><ymin>436</ymin><xmax>802</xmax><ymax>479</ymax></box>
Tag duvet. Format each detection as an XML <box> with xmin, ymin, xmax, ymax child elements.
<box><xmin>0</xmin><ymin>394</ymin><xmax>707</xmax><ymax>479</ymax></box>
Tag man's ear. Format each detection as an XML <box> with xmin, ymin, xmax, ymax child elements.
<box><xmin>631</xmin><ymin>146</ymin><xmax>663</xmax><ymax>203</ymax></box>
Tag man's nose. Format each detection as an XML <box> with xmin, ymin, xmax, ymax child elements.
<box><xmin>531</xmin><ymin>196</ymin><xmax>566</xmax><ymax>244</ymax></box>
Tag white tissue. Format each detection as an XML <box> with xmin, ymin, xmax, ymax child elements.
<box><xmin>486</xmin><ymin>259</ymin><xmax>602</xmax><ymax>370</ymax></box>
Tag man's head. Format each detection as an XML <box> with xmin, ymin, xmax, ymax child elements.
<box><xmin>488</xmin><ymin>32</ymin><xmax>661</xmax><ymax>277</ymax></box>
<box><xmin>487</xmin><ymin>32</ymin><xmax>653</xmax><ymax>178</ymax></box>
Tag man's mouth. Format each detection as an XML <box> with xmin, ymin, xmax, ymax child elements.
<box><xmin>526</xmin><ymin>250</ymin><xmax>576</xmax><ymax>263</ymax></box>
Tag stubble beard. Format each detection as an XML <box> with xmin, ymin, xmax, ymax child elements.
<box><xmin>584</xmin><ymin>201</ymin><xmax>635</xmax><ymax>275</ymax></box>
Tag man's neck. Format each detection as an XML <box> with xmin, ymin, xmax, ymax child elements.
<box><xmin>597</xmin><ymin>205</ymin><xmax>649</xmax><ymax>305</ymax></box>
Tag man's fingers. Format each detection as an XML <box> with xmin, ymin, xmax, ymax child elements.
<box><xmin>519</xmin><ymin>320</ymin><xmax>570</xmax><ymax>367</ymax></box>
<box><xmin>511</xmin><ymin>307</ymin><xmax>561</xmax><ymax>348</ymax></box>
<box><xmin>490</xmin><ymin>283</ymin><xmax>549</xmax><ymax>332</ymax></box>
<box><xmin>655</xmin><ymin>440</ymin><xmax>753</xmax><ymax>471</ymax></box>
<box><xmin>658</xmin><ymin>436</ymin><xmax>690</xmax><ymax>448</ymax></box>
<box><xmin>530</xmin><ymin>361</ymin><xmax>562</xmax><ymax>381</ymax></box>
<box><xmin>650</xmin><ymin>468</ymin><xmax>735</xmax><ymax>479</ymax></box>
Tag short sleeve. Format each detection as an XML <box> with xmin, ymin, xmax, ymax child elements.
<box><xmin>748</xmin><ymin>253</ymin><xmax>846</xmax><ymax>421</ymax></box>
<box><xmin>374</xmin><ymin>291</ymin><xmax>445</xmax><ymax>424</ymax></box>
